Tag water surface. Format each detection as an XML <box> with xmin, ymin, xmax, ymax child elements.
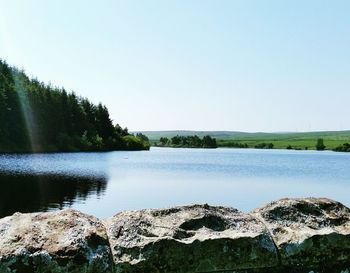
<box><xmin>0</xmin><ymin>148</ymin><xmax>349</xmax><ymax>218</ymax></box>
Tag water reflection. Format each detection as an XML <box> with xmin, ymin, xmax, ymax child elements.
<box><xmin>0</xmin><ymin>173</ymin><xmax>107</xmax><ymax>218</ymax></box>
<box><xmin>0</xmin><ymin>149</ymin><xmax>350</xmax><ymax>219</ymax></box>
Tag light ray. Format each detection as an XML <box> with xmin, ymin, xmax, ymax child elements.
<box><xmin>12</xmin><ymin>70</ymin><xmax>41</xmax><ymax>152</ymax></box>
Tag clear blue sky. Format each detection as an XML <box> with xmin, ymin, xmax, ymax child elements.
<box><xmin>1</xmin><ymin>0</ymin><xmax>349</xmax><ymax>132</ymax></box>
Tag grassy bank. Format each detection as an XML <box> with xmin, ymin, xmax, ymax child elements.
<box><xmin>137</xmin><ymin>130</ymin><xmax>350</xmax><ymax>151</ymax></box>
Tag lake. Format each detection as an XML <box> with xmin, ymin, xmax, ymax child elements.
<box><xmin>0</xmin><ymin>147</ymin><xmax>349</xmax><ymax>219</ymax></box>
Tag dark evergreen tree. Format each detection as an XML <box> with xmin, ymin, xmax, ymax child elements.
<box><xmin>136</xmin><ymin>133</ymin><xmax>149</xmax><ymax>142</ymax></box>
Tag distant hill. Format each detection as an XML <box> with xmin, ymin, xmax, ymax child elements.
<box><xmin>134</xmin><ymin>130</ymin><xmax>350</xmax><ymax>150</ymax></box>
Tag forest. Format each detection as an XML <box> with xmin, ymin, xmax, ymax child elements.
<box><xmin>0</xmin><ymin>59</ymin><xmax>150</xmax><ymax>152</ymax></box>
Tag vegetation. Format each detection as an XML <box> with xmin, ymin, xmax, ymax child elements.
<box><xmin>333</xmin><ymin>143</ymin><xmax>350</xmax><ymax>152</ymax></box>
<box><xmin>0</xmin><ymin>59</ymin><xmax>149</xmax><ymax>153</ymax></box>
<box><xmin>315</xmin><ymin>138</ymin><xmax>326</xmax><ymax>151</ymax></box>
<box><xmin>223</xmin><ymin>142</ymin><xmax>248</xmax><ymax>148</ymax></box>
<box><xmin>135</xmin><ymin>133</ymin><xmax>149</xmax><ymax>143</ymax></box>
<box><xmin>140</xmin><ymin>130</ymin><xmax>350</xmax><ymax>151</ymax></box>
<box><xmin>155</xmin><ymin>135</ymin><xmax>217</xmax><ymax>148</ymax></box>
<box><xmin>286</xmin><ymin>144</ymin><xmax>307</xmax><ymax>150</ymax></box>
<box><xmin>254</xmin><ymin>143</ymin><xmax>274</xmax><ymax>149</ymax></box>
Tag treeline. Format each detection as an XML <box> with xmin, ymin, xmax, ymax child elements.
<box><xmin>156</xmin><ymin>135</ymin><xmax>217</xmax><ymax>148</ymax></box>
<box><xmin>217</xmin><ymin>141</ymin><xmax>275</xmax><ymax>149</ymax></box>
<box><xmin>0</xmin><ymin>59</ymin><xmax>149</xmax><ymax>152</ymax></box>
<box><xmin>333</xmin><ymin>143</ymin><xmax>350</xmax><ymax>152</ymax></box>
<box><xmin>254</xmin><ymin>142</ymin><xmax>274</xmax><ymax>149</ymax></box>
<box><xmin>223</xmin><ymin>142</ymin><xmax>249</xmax><ymax>148</ymax></box>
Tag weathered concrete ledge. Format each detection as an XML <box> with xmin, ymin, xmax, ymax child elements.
<box><xmin>1</xmin><ymin>198</ymin><xmax>350</xmax><ymax>273</ymax></box>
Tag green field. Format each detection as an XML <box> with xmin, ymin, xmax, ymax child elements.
<box><xmin>136</xmin><ymin>130</ymin><xmax>350</xmax><ymax>150</ymax></box>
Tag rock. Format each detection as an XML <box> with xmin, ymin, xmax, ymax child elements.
<box><xmin>253</xmin><ymin>198</ymin><xmax>350</xmax><ymax>272</ymax></box>
<box><xmin>2</xmin><ymin>198</ymin><xmax>350</xmax><ymax>273</ymax></box>
<box><xmin>104</xmin><ymin>204</ymin><xmax>279</xmax><ymax>273</ymax></box>
<box><xmin>0</xmin><ymin>209</ymin><xmax>113</xmax><ymax>273</ymax></box>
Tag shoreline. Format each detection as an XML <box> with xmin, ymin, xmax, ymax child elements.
<box><xmin>151</xmin><ymin>145</ymin><xmax>350</xmax><ymax>153</ymax></box>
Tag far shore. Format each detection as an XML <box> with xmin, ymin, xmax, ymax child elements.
<box><xmin>141</xmin><ymin>130</ymin><xmax>350</xmax><ymax>153</ymax></box>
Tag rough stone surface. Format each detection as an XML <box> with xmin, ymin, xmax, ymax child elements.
<box><xmin>253</xmin><ymin>198</ymin><xmax>350</xmax><ymax>271</ymax></box>
<box><xmin>1</xmin><ymin>198</ymin><xmax>350</xmax><ymax>273</ymax></box>
<box><xmin>104</xmin><ymin>204</ymin><xmax>279</xmax><ymax>273</ymax></box>
<box><xmin>0</xmin><ymin>209</ymin><xmax>113</xmax><ymax>273</ymax></box>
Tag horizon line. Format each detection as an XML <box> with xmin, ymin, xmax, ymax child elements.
<box><xmin>132</xmin><ymin>129</ymin><xmax>350</xmax><ymax>134</ymax></box>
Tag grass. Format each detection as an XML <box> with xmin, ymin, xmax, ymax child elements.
<box><xmin>217</xmin><ymin>131</ymin><xmax>350</xmax><ymax>150</ymax></box>
<box><xmin>136</xmin><ymin>130</ymin><xmax>350</xmax><ymax>151</ymax></box>
<box><xmin>217</xmin><ymin>138</ymin><xmax>347</xmax><ymax>150</ymax></box>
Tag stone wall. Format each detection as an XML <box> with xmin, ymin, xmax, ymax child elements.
<box><xmin>1</xmin><ymin>198</ymin><xmax>350</xmax><ymax>273</ymax></box>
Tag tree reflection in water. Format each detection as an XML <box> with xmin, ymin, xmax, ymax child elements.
<box><xmin>0</xmin><ymin>173</ymin><xmax>107</xmax><ymax>218</ymax></box>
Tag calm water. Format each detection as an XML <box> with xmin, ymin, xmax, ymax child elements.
<box><xmin>0</xmin><ymin>147</ymin><xmax>349</xmax><ymax>219</ymax></box>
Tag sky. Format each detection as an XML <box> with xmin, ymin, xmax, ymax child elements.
<box><xmin>0</xmin><ymin>0</ymin><xmax>349</xmax><ymax>132</ymax></box>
